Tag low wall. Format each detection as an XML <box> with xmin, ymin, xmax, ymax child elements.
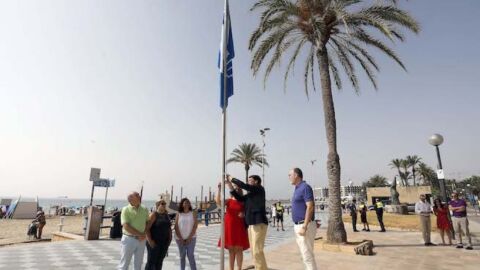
<box><xmin>367</xmin><ymin>186</ymin><xmax>431</xmax><ymax>204</ymax></box>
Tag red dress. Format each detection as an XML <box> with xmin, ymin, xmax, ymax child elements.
<box><xmin>434</xmin><ymin>206</ymin><xmax>451</xmax><ymax>230</ymax></box>
<box><xmin>218</xmin><ymin>199</ymin><xmax>250</xmax><ymax>250</ymax></box>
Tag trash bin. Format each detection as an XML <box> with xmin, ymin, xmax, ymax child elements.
<box><xmin>110</xmin><ymin>211</ymin><xmax>122</xmax><ymax>239</ymax></box>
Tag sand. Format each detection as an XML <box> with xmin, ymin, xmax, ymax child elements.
<box><xmin>0</xmin><ymin>215</ymin><xmax>112</xmax><ymax>246</ymax></box>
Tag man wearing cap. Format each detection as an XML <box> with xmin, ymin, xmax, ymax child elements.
<box><xmin>289</xmin><ymin>168</ymin><xmax>318</xmax><ymax>270</ymax></box>
<box><xmin>375</xmin><ymin>198</ymin><xmax>386</xmax><ymax>232</ymax></box>
<box><xmin>449</xmin><ymin>192</ymin><xmax>473</xmax><ymax>250</ymax></box>
<box><xmin>347</xmin><ymin>199</ymin><xmax>359</xmax><ymax>232</ymax></box>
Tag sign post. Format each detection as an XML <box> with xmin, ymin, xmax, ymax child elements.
<box><xmin>89</xmin><ymin>168</ymin><xmax>101</xmax><ymax>206</ymax></box>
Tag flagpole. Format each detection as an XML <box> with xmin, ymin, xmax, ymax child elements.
<box><xmin>220</xmin><ymin>0</ymin><xmax>229</xmax><ymax>269</ymax></box>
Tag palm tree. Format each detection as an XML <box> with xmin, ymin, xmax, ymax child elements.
<box><xmin>249</xmin><ymin>0</ymin><xmax>419</xmax><ymax>243</ymax></box>
<box><xmin>389</xmin><ymin>158</ymin><xmax>405</xmax><ymax>186</ymax></box>
<box><xmin>417</xmin><ymin>162</ymin><xmax>435</xmax><ymax>185</ymax></box>
<box><xmin>227</xmin><ymin>143</ymin><xmax>269</xmax><ymax>181</ymax></box>
<box><xmin>400</xmin><ymin>159</ymin><xmax>411</xmax><ymax>186</ymax></box>
<box><xmin>406</xmin><ymin>155</ymin><xmax>422</xmax><ymax>186</ymax></box>
<box><xmin>363</xmin><ymin>174</ymin><xmax>388</xmax><ymax>187</ymax></box>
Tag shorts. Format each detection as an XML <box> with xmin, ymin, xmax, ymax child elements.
<box><xmin>276</xmin><ymin>214</ymin><xmax>283</xmax><ymax>222</ymax></box>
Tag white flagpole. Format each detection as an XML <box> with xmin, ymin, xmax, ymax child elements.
<box><xmin>220</xmin><ymin>0</ymin><xmax>229</xmax><ymax>269</ymax></box>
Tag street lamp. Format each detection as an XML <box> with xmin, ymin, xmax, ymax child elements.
<box><xmin>260</xmin><ymin>128</ymin><xmax>270</xmax><ymax>188</ymax></box>
<box><xmin>428</xmin><ymin>134</ymin><xmax>447</xmax><ymax>202</ymax></box>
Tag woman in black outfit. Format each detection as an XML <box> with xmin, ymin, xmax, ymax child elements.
<box><xmin>145</xmin><ymin>199</ymin><xmax>172</xmax><ymax>270</ymax></box>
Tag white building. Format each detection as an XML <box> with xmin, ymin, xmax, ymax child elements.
<box><xmin>314</xmin><ymin>185</ymin><xmax>364</xmax><ymax>201</ymax></box>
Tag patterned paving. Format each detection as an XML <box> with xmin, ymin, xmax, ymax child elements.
<box><xmin>0</xmin><ymin>213</ymin><xmax>326</xmax><ymax>269</ymax></box>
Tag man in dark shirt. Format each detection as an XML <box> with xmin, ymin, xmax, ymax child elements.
<box><xmin>348</xmin><ymin>199</ymin><xmax>359</xmax><ymax>232</ymax></box>
<box><xmin>226</xmin><ymin>174</ymin><xmax>268</xmax><ymax>270</ymax></box>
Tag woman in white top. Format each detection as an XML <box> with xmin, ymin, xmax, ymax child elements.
<box><xmin>174</xmin><ymin>198</ymin><xmax>198</xmax><ymax>270</ymax></box>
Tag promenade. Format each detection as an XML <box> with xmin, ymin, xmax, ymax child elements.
<box><xmin>0</xmin><ymin>213</ymin><xmax>478</xmax><ymax>269</ymax></box>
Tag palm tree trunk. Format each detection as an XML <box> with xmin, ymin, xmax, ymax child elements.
<box><xmin>245</xmin><ymin>164</ymin><xmax>250</xmax><ymax>182</ymax></box>
<box><xmin>318</xmin><ymin>47</ymin><xmax>347</xmax><ymax>244</ymax></box>
<box><xmin>397</xmin><ymin>169</ymin><xmax>405</xmax><ymax>186</ymax></box>
<box><xmin>412</xmin><ymin>168</ymin><xmax>416</xmax><ymax>186</ymax></box>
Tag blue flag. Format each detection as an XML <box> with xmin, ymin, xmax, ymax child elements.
<box><xmin>218</xmin><ymin>0</ymin><xmax>234</xmax><ymax>109</ymax></box>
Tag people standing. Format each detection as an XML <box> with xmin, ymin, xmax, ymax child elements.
<box><xmin>374</xmin><ymin>198</ymin><xmax>386</xmax><ymax>232</ymax></box>
<box><xmin>432</xmin><ymin>198</ymin><xmax>452</xmax><ymax>246</ymax></box>
<box><xmin>226</xmin><ymin>174</ymin><xmax>268</xmax><ymax>270</ymax></box>
<box><xmin>174</xmin><ymin>198</ymin><xmax>198</xmax><ymax>270</ymax></box>
<box><xmin>275</xmin><ymin>202</ymin><xmax>285</xmax><ymax>231</ymax></box>
<box><xmin>347</xmin><ymin>199</ymin><xmax>359</xmax><ymax>232</ymax></box>
<box><xmin>145</xmin><ymin>200</ymin><xmax>172</xmax><ymax>270</ymax></box>
<box><xmin>415</xmin><ymin>194</ymin><xmax>435</xmax><ymax>246</ymax></box>
<box><xmin>35</xmin><ymin>210</ymin><xmax>46</xmax><ymax>239</ymax></box>
<box><xmin>270</xmin><ymin>203</ymin><xmax>277</xmax><ymax>228</ymax></box>
<box><xmin>358</xmin><ymin>201</ymin><xmax>370</xmax><ymax>232</ymax></box>
<box><xmin>217</xmin><ymin>182</ymin><xmax>250</xmax><ymax>270</ymax></box>
<box><xmin>449</xmin><ymin>192</ymin><xmax>473</xmax><ymax>250</ymax></box>
<box><xmin>288</xmin><ymin>168</ymin><xmax>318</xmax><ymax>270</ymax></box>
<box><xmin>118</xmin><ymin>192</ymin><xmax>149</xmax><ymax>270</ymax></box>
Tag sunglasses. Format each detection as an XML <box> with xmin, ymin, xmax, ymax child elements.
<box><xmin>159</xmin><ymin>202</ymin><xmax>166</xmax><ymax>205</ymax></box>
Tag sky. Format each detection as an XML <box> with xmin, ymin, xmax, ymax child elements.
<box><xmin>0</xmin><ymin>0</ymin><xmax>479</xmax><ymax>201</ymax></box>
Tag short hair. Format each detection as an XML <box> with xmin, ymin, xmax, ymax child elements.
<box><xmin>249</xmin><ymin>175</ymin><xmax>262</xmax><ymax>185</ymax></box>
<box><xmin>178</xmin><ymin>198</ymin><xmax>192</xmax><ymax>213</ymax></box>
<box><xmin>293</xmin><ymin>168</ymin><xmax>303</xmax><ymax>179</ymax></box>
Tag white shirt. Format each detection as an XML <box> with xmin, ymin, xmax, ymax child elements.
<box><xmin>415</xmin><ymin>201</ymin><xmax>432</xmax><ymax>216</ymax></box>
<box><xmin>175</xmin><ymin>212</ymin><xmax>196</xmax><ymax>240</ymax></box>
<box><xmin>271</xmin><ymin>205</ymin><xmax>277</xmax><ymax>215</ymax></box>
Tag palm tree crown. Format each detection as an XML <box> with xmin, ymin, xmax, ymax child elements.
<box><xmin>227</xmin><ymin>143</ymin><xmax>269</xmax><ymax>181</ymax></box>
<box><xmin>249</xmin><ymin>0</ymin><xmax>419</xmax><ymax>243</ymax></box>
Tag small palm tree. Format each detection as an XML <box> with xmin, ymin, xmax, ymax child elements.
<box><xmin>227</xmin><ymin>143</ymin><xmax>269</xmax><ymax>181</ymax></box>
<box><xmin>389</xmin><ymin>159</ymin><xmax>405</xmax><ymax>185</ymax></box>
<box><xmin>400</xmin><ymin>159</ymin><xmax>411</xmax><ymax>186</ymax></box>
<box><xmin>249</xmin><ymin>0</ymin><xmax>419</xmax><ymax>243</ymax></box>
<box><xmin>406</xmin><ymin>155</ymin><xmax>422</xmax><ymax>186</ymax></box>
<box><xmin>363</xmin><ymin>174</ymin><xmax>388</xmax><ymax>187</ymax></box>
<box><xmin>418</xmin><ymin>162</ymin><xmax>435</xmax><ymax>185</ymax></box>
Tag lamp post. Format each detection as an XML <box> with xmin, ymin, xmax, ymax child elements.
<box><xmin>260</xmin><ymin>127</ymin><xmax>270</xmax><ymax>188</ymax></box>
<box><xmin>428</xmin><ymin>134</ymin><xmax>448</xmax><ymax>203</ymax></box>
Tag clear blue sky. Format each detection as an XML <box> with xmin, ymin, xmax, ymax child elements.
<box><xmin>0</xmin><ymin>0</ymin><xmax>479</xmax><ymax>200</ymax></box>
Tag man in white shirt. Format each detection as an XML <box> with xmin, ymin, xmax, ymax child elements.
<box><xmin>415</xmin><ymin>194</ymin><xmax>435</xmax><ymax>246</ymax></box>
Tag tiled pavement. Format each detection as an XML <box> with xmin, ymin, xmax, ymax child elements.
<box><xmin>0</xmin><ymin>213</ymin><xmax>319</xmax><ymax>269</ymax></box>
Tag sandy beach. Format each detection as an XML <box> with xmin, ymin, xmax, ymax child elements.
<box><xmin>0</xmin><ymin>215</ymin><xmax>112</xmax><ymax>246</ymax></box>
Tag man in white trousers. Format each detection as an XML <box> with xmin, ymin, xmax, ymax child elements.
<box><xmin>289</xmin><ymin>168</ymin><xmax>318</xmax><ymax>270</ymax></box>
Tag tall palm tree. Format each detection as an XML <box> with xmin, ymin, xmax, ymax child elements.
<box><xmin>406</xmin><ymin>155</ymin><xmax>422</xmax><ymax>186</ymax></box>
<box><xmin>389</xmin><ymin>158</ymin><xmax>405</xmax><ymax>186</ymax></box>
<box><xmin>227</xmin><ymin>143</ymin><xmax>269</xmax><ymax>181</ymax></box>
<box><xmin>249</xmin><ymin>0</ymin><xmax>419</xmax><ymax>243</ymax></box>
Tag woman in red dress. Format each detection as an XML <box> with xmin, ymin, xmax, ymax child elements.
<box><xmin>433</xmin><ymin>198</ymin><xmax>452</xmax><ymax>245</ymax></box>
<box><xmin>216</xmin><ymin>182</ymin><xmax>249</xmax><ymax>270</ymax></box>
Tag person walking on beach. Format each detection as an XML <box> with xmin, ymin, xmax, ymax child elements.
<box><xmin>289</xmin><ymin>168</ymin><xmax>318</xmax><ymax>270</ymax></box>
<box><xmin>145</xmin><ymin>199</ymin><xmax>172</xmax><ymax>270</ymax></box>
<box><xmin>218</xmin><ymin>182</ymin><xmax>250</xmax><ymax>270</ymax></box>
<box><xmin>433</xmin><ymin>198</ymin><xmax>452</xmax><ymax>246</ymax></box>
<box><xmin>270</xmin><ymin>203</ymin><xmax>277</xmax><ymax>227</ymax></box>
<box><xmin>358</xmin><ymin>201</ymin><xmax>370</xmax><ymax>231</ymax></box>
<box><xmin>275</xmin><ymin>202</ymin><xmax>285</xmax><ymax>231</ymax></box>
<box><xmin>174</xmin><ymin>198</ymin><xmax>198</xmax><ymax>270</ymax></box>
<box><xmin>118</xmin><ymin>192</ymin><xmax>149</xmax><ymax>270</ymax></box>
<box><xmin>35</xmin><ymin>210</ymin><xmax>46</xmax><ymax>239</ymax></box>
<box><xmin>415</xmin><ymin>194</ymin><xmax>435</xmax><ymax>246</ymax></box>
<box><xmin>347</xmin><ymin>199</ymin><xmax>359</xmax><ymax>232</ymax></box>
<box><xmin>374</xmin><ymin>198</ymin><xmax>386</xmax><ymax>232</ymax></box>
<box><xmin>226</xmin><ymin>174</ymin><xmax>268</xmax><ymax>270</ymax></box>
<box><xmin>449</xmin><ymin>192</ymin><xmax>473</xmax><ymax>250</ymax></box>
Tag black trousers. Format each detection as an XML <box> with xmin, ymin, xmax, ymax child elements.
<box><xmin>376</xmin><ymin>210</ymin><xmax>385</xmax><ymax>231</ymax></box>
<box><xmin>145</xmin><ymin>242</ymin><xmax>169</xmax><ymax>270</ymax></box>
<box><xmin>351</xmin><ymin>214</ymin><xmax>357</xmax><ymax>231</ymax></box>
